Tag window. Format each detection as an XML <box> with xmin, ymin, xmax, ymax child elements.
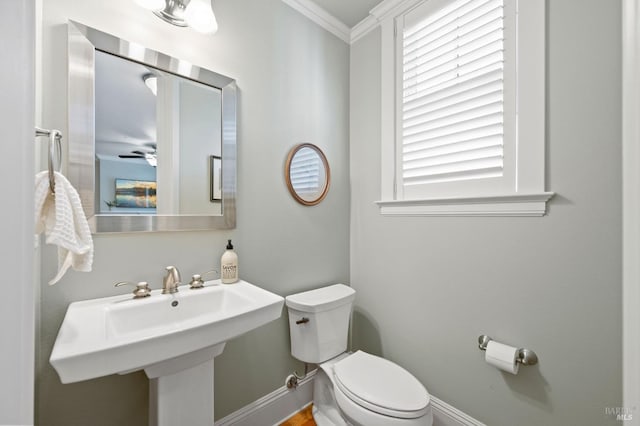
<box><xmin>377</xmin><ymin>0</ymin><xmax>552</xmax><ymax>216</ymax></box>
<box><xmin>289</xmin><ymin>147</ymin><xmax>323</xmax><ymax>196</ymax></box>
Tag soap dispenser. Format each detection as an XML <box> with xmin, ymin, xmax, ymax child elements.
<box><xmin>221</xmin><ymin>239</ymin><xmax>238</xmax><ymax>284</ymax></box>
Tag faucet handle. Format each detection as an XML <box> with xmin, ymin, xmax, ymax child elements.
<box><xmin>189</xmin><ymin>270</ymin><xmax>218</xmax><ymax>289</ymax></box>
<box><xmin>115</xmin><ymin>281</ymin><xmax>152</xmax><ymax>299</ymax></box>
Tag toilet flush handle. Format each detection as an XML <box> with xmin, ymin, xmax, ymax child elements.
<box><xmin>295</xmin><ymin>317</ymin><xmax>309</xmax><ymax>325</ymax></box>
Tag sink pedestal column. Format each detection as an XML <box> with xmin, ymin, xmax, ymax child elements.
<box><xmin>146</xmin><ymin>344</ymin><xmax>226</xmax><ymax>426</ymax></box>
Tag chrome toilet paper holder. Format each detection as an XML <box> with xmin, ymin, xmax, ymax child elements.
<box><xmin>478</xmin><ymin>335</ymin><xmax>539</xmax><ymax>366</ymax></box>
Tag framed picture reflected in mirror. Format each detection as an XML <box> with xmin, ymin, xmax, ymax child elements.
<box><xmin>210</xmin><ymin>155</ymin><xmax>222</xmax><ymax>202</ymax></box>
<box><xmin>115</xmin><ymin>179</ymin><xmax>157</xmax><ymax>208</ymax></box>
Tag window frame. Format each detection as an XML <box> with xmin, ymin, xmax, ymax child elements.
<box><xmin>376</xmin><ymin>0</ymin><xmax>553</xmax><ymax>216</ymax></box>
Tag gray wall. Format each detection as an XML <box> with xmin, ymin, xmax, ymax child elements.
<box><xmin>37</xmin><ymin>0</ymin><xmax>349</xmax><ymax>424</ymax></box>
<box><xmin>349</xmin><ymin>1</ymin><xmax>622</xmax><ymax>425</ymax></box>
<box><xmin>178</xmin><ymin>81</ymin><xmax>222</xmax><ymax>215</ymax></box>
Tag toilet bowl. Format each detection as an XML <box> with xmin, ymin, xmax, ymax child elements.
<box><xmin>286</xmin><ymin>284</ymin><xmax>433</xmax><ymax>426</ymax></box>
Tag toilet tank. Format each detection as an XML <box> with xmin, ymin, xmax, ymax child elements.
<box><xmin>285</xmin><ymin>284</ymin><xmax>356</xmax><ymax>364</ymax></box>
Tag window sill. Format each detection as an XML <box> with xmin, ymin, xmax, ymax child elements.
<box><xmin>376</xmin><ymin>192</ymin><xmax>555</xmax><ymax>217</ymax></box>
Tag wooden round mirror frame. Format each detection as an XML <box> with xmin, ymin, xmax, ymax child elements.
<box><xmin>285</xmin><ymin>143</ymin><xmax>331</xmax><ymax>206</ymax></box>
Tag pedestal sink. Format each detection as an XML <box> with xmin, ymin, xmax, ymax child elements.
<box><xmin>50</xmin><ymin>279</ymin><xmax>284</xmax><ymax>426</ymax></box>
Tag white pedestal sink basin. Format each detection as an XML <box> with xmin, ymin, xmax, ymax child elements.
<box><xmin>50</xmin><ymin>279</ymin><xmax>284</xmax><ymax>426</ymax></box>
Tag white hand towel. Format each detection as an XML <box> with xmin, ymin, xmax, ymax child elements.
<box><xmin>35</xmin><ymin>170</ymin><xmax>94</xmax><ymax>285</ymax></box>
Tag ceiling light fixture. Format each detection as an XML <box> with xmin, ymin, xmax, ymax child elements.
<box><xmin>143</xmin><ymin>73</ymin><xmax>158</xmax><ymax>96</ymax></box>
<box><xmin>137</xmin><ymin>0</ymin><xmax>218</xmax><ymax>34</ymax></box>
<box><xmin>135</xmin><ymin>0</ymin><xmax>165</xmax><ymax>10</ymax></box>
<box><xmin>144</xmin><ymin>153</ymin><xmax>158</xmax><ymax>168</ymax></box>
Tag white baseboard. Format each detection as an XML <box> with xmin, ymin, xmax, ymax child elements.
<box><xmin>215</xmin><ymin>370</ymin><xmax>316</xmax><ymax>426</ymax></box>
<box><xmin>215</xmin><ymin>372</ymin><xmax>483</xmax><ymax>426</ymax></box>
<box><xmin>431</xmin><ymin>395</ymin><xmax>486</xmax><ymax>426</ymax></box>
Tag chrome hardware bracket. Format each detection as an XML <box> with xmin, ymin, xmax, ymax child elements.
<box><xmin>477</xmin><ymin>335</ymin><xmax>539</xmax><ymax>366</ymax></box>
<box><xmin>35</xmin><ymin>127</ymin><xmax>62</xmax><ymax>194</ymax></box>
<box><xmin>286</xmin><ymin>363</ymin><xmax>310</xmax><ymax>389</ymax></box>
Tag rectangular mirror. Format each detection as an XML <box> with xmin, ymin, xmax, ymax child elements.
<box><xmin>68</xmin><ymin>21</ymin><xmax>236</xmax><ymax>233</ymax></box>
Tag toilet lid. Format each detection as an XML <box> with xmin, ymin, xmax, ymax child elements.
<box><xmin>333</xmin><ymin>351</ymin><xmax>430</xmax><ymax>419</ymax></box>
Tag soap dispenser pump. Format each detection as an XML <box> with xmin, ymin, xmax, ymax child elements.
<box><xmin>221</xmin><ymin>239</ymin><xmax>238</xmax><ymax>284</ymax></box>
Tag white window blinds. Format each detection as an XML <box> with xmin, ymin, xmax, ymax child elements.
<box><xmin>289</xmin><ymin>147</ymin><xmax>322</xmax><ymax>196</ymax></box>
<box><xmin>401</xmin><ymin>0</ymin><xmax>505</xmax><ymax>188</ymax></box>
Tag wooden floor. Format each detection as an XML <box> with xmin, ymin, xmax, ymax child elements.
<box><xmin>279</xmin><ymin>404</ymin><xmax>316</xmax><ymax>426</ymax></box>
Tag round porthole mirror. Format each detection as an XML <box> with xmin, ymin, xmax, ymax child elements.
<box><xmin>285</xmin><ymin>143</ymin><xmax>330</xmax><ymax>206</ymax></box>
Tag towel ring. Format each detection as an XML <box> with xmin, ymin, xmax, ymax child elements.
<box><xmin>35</xmin><ymin>127</ymin><xmax>62</xmax><ymax>194</ymax></box>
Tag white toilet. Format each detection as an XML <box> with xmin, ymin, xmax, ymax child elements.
<box><xmin>286</xmin><ymin>284</ymin><xmax>433</xmax><ymax>426</ymax></box>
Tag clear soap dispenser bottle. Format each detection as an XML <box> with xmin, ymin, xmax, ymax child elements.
<box><xmin>221</xmin><ymin>239</ymin><xmax>238</xmax><ymax>284</ymax></box>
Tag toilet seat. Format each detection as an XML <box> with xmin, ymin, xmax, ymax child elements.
<box><xmin>333</xmin><ymin>351</ymin><xmax>430</xmax><ymax>419</ymax></box>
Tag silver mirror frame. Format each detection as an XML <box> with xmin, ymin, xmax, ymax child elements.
<box><xmin>68</xmin><ymin>20</ymin><xmax>236</xmax><ymax>233</ymax></box>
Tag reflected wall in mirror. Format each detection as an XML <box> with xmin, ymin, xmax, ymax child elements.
<box><xmin>68</xmin><ymin>21</ymin><xmax>236</xmax><ymax>233</ymax></box>
<box><xmin>95</xmin><ymin>50</ymin><xmax>222</xmax><ymax>216</ymax></box>
<box><xmin>285</xmin><ymin>144</ymin><xmax>330</xmax><ymax>206</ymax></box>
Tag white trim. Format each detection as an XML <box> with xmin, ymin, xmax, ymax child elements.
<box><xmin>280</xmin><ymin>0</ymin><xmax>421</xmax><ymax>45</ymax></box>
<box><xmin>377</xmin><ymin>0</ymin><xmax>549</xmax><ymax>216</ymax></box>
<box><xmin>281</xmin><ymin>0</ymin><xmax>351</xmax><ymax>43</ymax></box>
<box><xmin>514</xmin><ymin>0</ymin><xmax>547</xmax><ymax>193</ymax></box>
<box><xmin>0</xmin><ymin>1</ymin><xmax>35</xmax><ymax>425</ymax></box>
<box><xmin>369</xmin><ymin>0</ymin><xmax>415</xmax><ymax>21</ymax></box>
<box><xmin>214</xmin><ymin>375</ymin><xmax>485</xmax><ymax>426</ymax></box>
<box><xmin>623</xmin><ymin>0</ymin><xmax>640</xmax><ymax>423</ymax></box>
<box><xmin>431</xmin><ymin>395</ymin><xmax>486</xmax><ymax>426</ymax></box>
<box><xmin>215</xmin><ymin>370</ymin><xmax>316</xmax><ymax>426</ymax></box>
<box><xmin>351</xmin><ymin>15</ymin><xmax>379</xmax><ymax>44</ymax></box>
<box><xmin>380</xmin><ymin>15</ymin><xmax>396</xmax><ymax>202</ymax></box>
<box><xmin>351</xmin><ymin>0</ymin><xmax>416</xmax><ymax>44</ymax></box>
<box><xmin>376</xmin><ymin>192</ymin><xmax>554</xmax><ymax>216</ymax></box>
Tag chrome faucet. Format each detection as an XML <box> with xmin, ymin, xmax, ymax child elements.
<box><xmin>162</xmin><ymin>266</ymin><xmax>181</xmax><ymax>294</ymax></box>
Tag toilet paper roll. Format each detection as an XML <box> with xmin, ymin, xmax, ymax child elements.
<box><xmin>485</xmin><ymin>341</ymin><xmax>520</xmax><ymax>374</ymax></box>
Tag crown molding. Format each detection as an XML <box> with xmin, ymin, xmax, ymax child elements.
<box><xmin>282</xmin><ymin>0</ymin><xmax>424</xmax><ymax>45</ymax></box>
<box><xmin>350</xmin><ymin>15</ymin><xmax>379</xmax><ymax>44</ymax></box>
<box><xmin>351</xmin><ymin>0</ymin><xmax>424</xmax><ymax>43</ymax></box>
<box><xmin>369</xmin><ymin>0</ymin><xmax>414</xmax><ymax>21</ymax></box>
<box><xmin>281</xmin><ymin>0</ymin><xmax>351</xmax><ymax>43</ymax></box>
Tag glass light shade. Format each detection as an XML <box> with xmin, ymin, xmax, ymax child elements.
<box><xmin>185</xmin><ymin>0</ymin><xmax>218</xmax><ymax>34</ymax></box>
<box><xmin>145</xmin><ymin>155</ymin><xmax>157</xmax><ymax>168</ymax></box>
<box><xmin>143</xmin><ymin>74</ymin><xmax>158</xmax><ymax>96</ymax></box>
<box><xmin>136</xmin><ymin>0</ymin><xmax>166</xmax><ymax>11</ymax></box>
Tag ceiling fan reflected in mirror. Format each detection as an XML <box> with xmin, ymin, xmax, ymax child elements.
<box><xmin>118</xmin><ymin>144</ymin><xmax>157</xmax><ymax>167</ymax></box>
